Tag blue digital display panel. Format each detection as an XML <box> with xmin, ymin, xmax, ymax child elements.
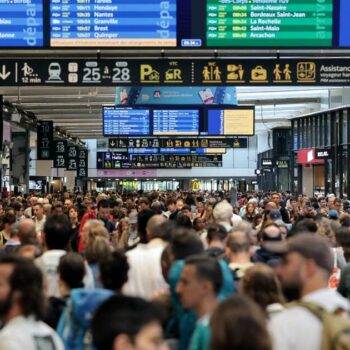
<box><xmin>207</xmin><ymin>109</ymin><xmax>223</xmax><ymax>136</ymax></box>
<box><xmin>128</xmin><ymin>148</ymin><xmax>158</xmax><ymax>154</ymax></box>
<box><xmin>103</xmin><ymin>107</ymin><xmax>150</xmax><ymax>136</ymax></box>
<box><xmin>339</xmin><ymin>0</ymin><xmax>350</xmax><ymax>47</ymax></box>
<box><xmin>50</xmin><ymin>0</ymin><xmax>177</xmax><ymax>47</ymax></box>
<box><xmin>205</xmin><ymin>108</ymin><xmax>254</xmax><ymax>136</ymax></box>
<box><xmin>153</xmin><ymin>109</ymin><xmax>199</xmax><ymax>136</ymax></box>
<box><xmin>0</xmin><ymin>0</ymin><xmax>43</xmax><ymax>47</ymax></box>
<box><xmin>160</xmin><ymin>148</ymin><xmax>207</xmax><ymax>154</ymax></box>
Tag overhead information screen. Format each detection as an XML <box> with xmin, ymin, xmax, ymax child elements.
<box><xmin>103</xmin><ymin>107</ymin><xmax>150</xmax><ymax>136</ymax></box>
<box><xmin>206</xmin><ymin>0</ymin><xmax>335</xmax><ymax>47</ymax></box>
<box><xmin>103</xmin><ymin>106</ymin><xmax>254</xmax><ymax>136</ymax></box>
<box><xmin>153</xmin><ymin>109</ymin><xmax>199</xmax><ymax>136</ymax></box>
<box><xmin>0</xmin><ymin>0</ymin><xmax>43</xmax><ymax>47</ymax></box>
<box><xmin>206</xmin><ymin>109</ymin><xmax>255</xmax><ymax>136</ymax></box>
<box><xmin>50</xmin><ymin>0</ymin><xmax>177</xmax><ymax>47</ymax></box>
<box><xmin>2</xmin><ymin>0</ymin><xmax>350</xmax><ymax>49</ymax></box>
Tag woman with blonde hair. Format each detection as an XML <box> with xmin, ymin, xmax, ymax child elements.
<box><xmin>81</xmin><ymin>219</ymin><xmax>112</xmax><ymax>287</ymax></box>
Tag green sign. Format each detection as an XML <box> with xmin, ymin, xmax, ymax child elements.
<box><xmin>207</xmin><ymin>0</ymin><xmax>333</xmax><ymax>47</ymax></box>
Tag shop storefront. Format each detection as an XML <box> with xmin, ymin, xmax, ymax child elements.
<box><xmin>295</xmin><ymin>149</ymin><xmax>325</xmax><ymax>197</ymax></box>
<box><xmin>257</xmin><ymin>127</ymin><xmax>292</xmax><ymax>192</ymax></box>
<box><xmin>291</xmin><ymin>106</ymin><xmax>350</xmax><ymax>198</ymax></box>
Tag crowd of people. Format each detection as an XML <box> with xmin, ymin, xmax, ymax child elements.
<box><xmin>0</xmin><ymin>189</ymin><xmax>349</xmax><ymax>349</ymax></box>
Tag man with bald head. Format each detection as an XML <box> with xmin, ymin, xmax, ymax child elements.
<box><xmin>17</xmin><ymin>218</ymin><xmax>38</xmax><ymax>245</ymax></box>
<box><xmin>146</xmin><ymin>214</ymin><xmax>167</xmax><ymax>241</ymax></box>
<box><xmin>123</xmin><ymin>214</ymin><xmax>168</xmax><ymax>299</ymax></box>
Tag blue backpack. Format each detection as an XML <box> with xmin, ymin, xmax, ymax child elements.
<box><xmin>57</xmin><ymin>288</ymin><xmax>114</xmax><ymax>350</ymax></box>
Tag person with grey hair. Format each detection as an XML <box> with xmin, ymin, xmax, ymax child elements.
<box><xmin>24</xmin><ymin>196</ymin><xmax>38</xmax><ymax>218</ymax></box>
<box><xmin>17</xmin><ymin>218</ymin><xmax>38</xmax><ymax>244</ymax></box>
<box><xmin>43</xmin><ymin>203</ymin><xmax>52</xmax><ymax>217</ymax></box>
<box><xmin>213</xmin><ymin>200</ymin><xmax>242</xmax><ymax>233</ymax></box>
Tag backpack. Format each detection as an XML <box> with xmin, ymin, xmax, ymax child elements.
<box><xmin>293</xmin><ymin>301</ymin><xmax>350</xmax><ymax>350</ymax></box>
<box><xmin>57</xmin><ymin>288</ymin><xmax>114</xmax><ymax>350</ymax></box>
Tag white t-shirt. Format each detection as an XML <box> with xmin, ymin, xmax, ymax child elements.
<box><xmin>34</xmin><ymin>216</ymin><xmax>46</xmax><ymax>235</ymax></box>
<box><xmin>123</xmin><ymin>240</ymin><xmax>168</xmax><ymax>299</ymax></box>
<box><xmin>0</xmin><ymin>316</ymin><xmax>64</xmax><ymax>350</ymax></box>
<box><xmin>35</xmin><ymin>250</ymin><xmax>94</xmax><ymax>298</ymax></box>
<box><xmin>269</xmin><ymin>288</ymin><xmax>350</xmax><ymax>350</ymax></box>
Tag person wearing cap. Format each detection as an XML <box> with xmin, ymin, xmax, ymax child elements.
<box><xmin>329</xmin><ymin>209</ymin><xmax>340</xmax><ymax>221</ymax></box>
<box><xmin>251</xmin><ymin>223</ymin><xmax>283</xmax><ymax>267</ymax></box>
<box><xmin>267</xmin><ymin>234</ymin><xmax>349</xmax><ymax>350</ymax></box>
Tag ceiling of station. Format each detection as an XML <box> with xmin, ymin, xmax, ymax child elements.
<box><xmin>0</xmin><ymin>85</ymin><xmax>334</xmax><ymax>139</ymax></box>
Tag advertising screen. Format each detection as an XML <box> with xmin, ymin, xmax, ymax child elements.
<box><xmin>0</xmin><ymin>0</ymin><xmax>43</xmax><ymax>47</ymax></box>
<box><xmin>50</xmin><ymin>0</ymin><xmax>177</xmax><ymax>47</ymax></box>
<box><xmin>103</xmin><ymin>107</ymin><xmax>150</xmax><ymax>136</ymax></box>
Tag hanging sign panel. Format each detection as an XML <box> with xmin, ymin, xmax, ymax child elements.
<box><xmin>108</xmin><ymin>137</ymin><xmax>248</xmax><ymax>149</ymax></box>
<box><xmin>66</xmin><ymin>146</ymin><xmax>78</xmax><ymax>171</ymax></box>
<box><xmin>77</xmin><ymin>149</ymin><xmax>88</xmax><ymax>178</ymax></box>
<box><xmin>0</xmin><ymin>59</ymin><xmax>349</xmax><ymax>86</ymax></box>
<box><xmin>37</xmin><ymin>121</ymin><xmax>53</xmax><ymax>160</ymax></box>
<box><xmin>53</xmin><ymin>140</ymin><xmax>67</xmax><ymax>168</ymax></box>
<box><xmin>97</xmin><ymin>152</ymin><xmax>222</xmax><ymax>169</ymax></box>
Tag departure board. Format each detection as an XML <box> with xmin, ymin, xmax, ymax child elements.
<box><xmin>207</xmin><ymin>0</ymin><xmax>334</xmax><ymax>47</ymax></box>
<box><xmin>153</xmin><ymin>109</ymin><xmax>199</xmax><ymax>136</ymax></box>
<box><xmin>50</xmin><ymin>0</ymin><xmax>177</xmax><ymax>47</ymax></box>
<box><xmin>103</xmin><ymin>107</ymin><xmax>150</xmax><ymax>136</ymax></box>
<box><xmin>206</xmin><ymin>109</ymin><xmax>254</xmax><ymax>136</ymax></box>
<box><xmin>0</xmin><ymin>0</ymin><xmax>43</xmax><ymax>47</ymax></box>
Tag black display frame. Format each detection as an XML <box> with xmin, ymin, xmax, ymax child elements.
<box><xmin>102</xmin><ymin>105</ymin><xmax>255</xmax><ymax>137</ymax></box>
<box><xmin>2</xmin><ymin>0</ymin><xmax>349</xmax><ymax>50</ymax></box>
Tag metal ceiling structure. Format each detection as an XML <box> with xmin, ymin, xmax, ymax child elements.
<box><xmin>0</xmin><ymin>48</ymin><xmax>348</xmax><ymax>139</ymax></box>
<box><xmin>0</xmin><ymin>85</ymin><xmax>331</xmax><ymax>139</ymax></box>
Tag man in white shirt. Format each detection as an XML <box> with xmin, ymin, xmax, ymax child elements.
<box><xmin>123</xmin><ymin>214</ymin><xmax>168</xmax><ymax>299</ymax></box>
<box><xmin>266</xmin><ymin>234</ymin><xmax>349</xmax><ymax>350</ymax></box>
<box><xmin>32</xmin><ymin>203</ymin><xmax>46</xmax><ymax>237</ymax></box>
<box><xmin>0</xmin><ymin>255</ymin><xmax>63</xmax><ymax>350</ymax></box>
<box><xmin>35</xmin><ymin>215</ymin><xmax>94</xmax><ymax>297</ymax></box>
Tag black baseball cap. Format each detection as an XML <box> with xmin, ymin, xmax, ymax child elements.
<box><xmin>264</xmin><ymin>234</ymin><xmax>333</xmax><ymax>273</ymax></box>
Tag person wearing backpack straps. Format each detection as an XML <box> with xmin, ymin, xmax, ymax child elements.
<box><xmin>265</xmin><ymin>234</ymin><xmax>350</xmax><ymax>350</ymax></box>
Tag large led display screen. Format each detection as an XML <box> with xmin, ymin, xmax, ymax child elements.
<box><xmin>0</xmin><ymin>0</ymin><xmax>43</xmax><ymax>47</ymax></box>
<box><xmin>103</xmin><ymin>105</ymin><xmax>255</xmax><ymax>137</ymax></box>
<box><xmin>50</xmin><ymin>0</ymin><xmax>177</xmax><ymax>47</ymax></box>
<box><xmin>206</xmin><ymin>0</ymin><xmax>342</xmax><ymax>48</ymax></box>
<box><xmin>153</xmin><ymin>109</ymin><xmax>199</xmax><ymax>136</ymax></box>
<box><xmin>103</xmin><ymin>107</ymin><xmax>150</xmax><ymax>136</ymax></box>
<box><xmin>2</xmin><ymin>0</ymin><xmax>349</xmax><ymax>49</ymax></box>
<box><xmin>206</xmin><ymin>109</ymin><xmax>255</xmax><ymax>136</ymax></box>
